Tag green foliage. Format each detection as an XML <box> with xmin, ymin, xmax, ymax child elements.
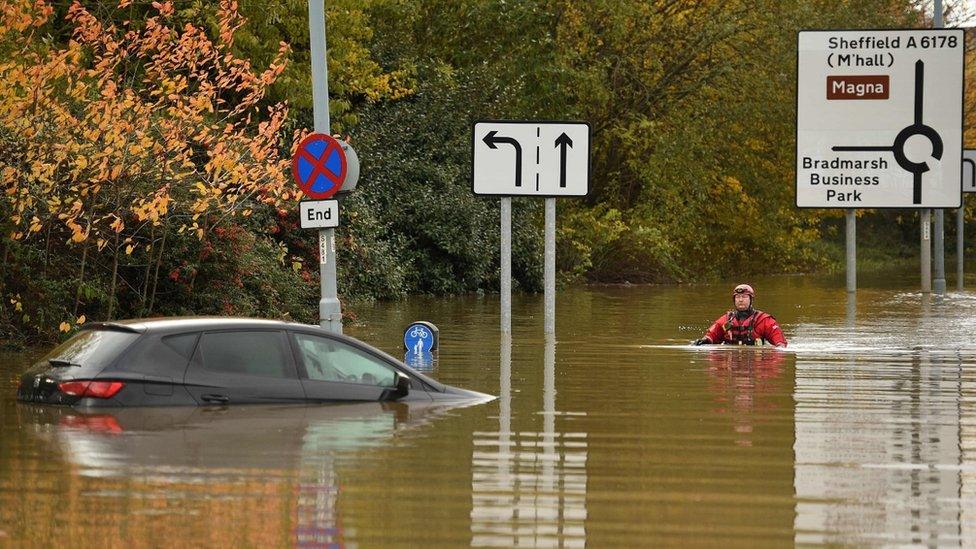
<box><xmin>550</xmin><ymin>0</ymin><xmax>923</xmax><ymax>281</ymax></box>
<box><xmin>3</xmin><ymin>0</ymin><xmax>969</xmax><ymax>345</ymax></box>
<box><xmin>228</xmin><ymin>0</ymin><xmax>415</xmax><ymax>129</ymax></box>
<box><xmin>345</xmin><ymin>65</ymin><xmax>544</xmax><ymax>295</ymax></box>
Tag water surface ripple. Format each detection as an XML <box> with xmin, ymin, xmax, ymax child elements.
<box><xmin>2</xmin><ymin>274</ymin><xmax>976</xmax><ymax>546</ymax></box>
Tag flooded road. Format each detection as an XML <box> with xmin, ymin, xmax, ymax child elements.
<box><xmin>2</xmin><ymin>269</ymin><xmax>976</xmax><ymax>546</ymax></box>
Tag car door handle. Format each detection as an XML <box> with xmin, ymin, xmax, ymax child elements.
<box><xmin>201</xmin><ymin>394</ymin><xmax>229</xmax><ymax>404</ymax></box>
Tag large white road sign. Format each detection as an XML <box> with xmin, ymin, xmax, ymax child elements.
<box><xmin>796</xmin><ymin>29</ymin><xmax>964</xmax><ymax>208</ymax></box>
<box><xmin>472</xmin><ymin>121</ymin><xmax>590</xmax><ymax>196</ymax></box>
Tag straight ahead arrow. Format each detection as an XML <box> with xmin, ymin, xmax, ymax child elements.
<box><xmin>483</xmin><ymin>130</ymin><xmax>523</xmax><ymax>187</ymax></box>
<box><xmin>554</xmin><ymin>132</ymin><xmax>573</xmax><ymax>188</ymax></box>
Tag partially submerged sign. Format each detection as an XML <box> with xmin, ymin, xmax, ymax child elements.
<box><xmin>299</xmin><ymin>200</ymin><xmax>339</xmax><ymax>229</ymax></box>
<box><xmin>796</xmin><ymin>29</ymin><xmax>964</xmax><ymax>208</ymax></box>
<box><xmin>472</xmin><ymin>121</ymin><xmax>590</xmax><ymax>196</ymax></box>
<box><xmin>403</xmin><ymin>321</ymin><xmax>438</xmax><ymax>353</ymax></box>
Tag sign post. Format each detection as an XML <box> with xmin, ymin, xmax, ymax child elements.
<box><xmin>500</xmin><ymin>197</ymin><xmax>512</xmax><ymax>333</ymax></box>
<box><xmin>846</xmin><ymin>209</ymin><xmax>856</xmax><ymax>293</ymax></box>
<box><xmin>472</xmin><ymin>121</ymin><xmax>591</xmax><ymax>335</ymax></box>
<box><xmin>961</xmin><ymin>149</ymin><xmax>976</xmax><ymax>290</ymax></box>
<box><xmin>934</xmin><ymin>2</ymin><xmax>947</xmax><ymax>295</ymax></box>
<box><xmin>796</xmin><ymin>29</ymin><xmax>965</xmax><ymax>293</ymax></box>
<box><xmin>306</xmin><ymin>0</ymin><xmax>342</xmax><ymax>333</ymax></box>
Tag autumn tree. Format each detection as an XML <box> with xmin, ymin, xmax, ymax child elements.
<box><xmin>0</xmin><ymin>0</ymin><xmax>309</xmax><ymax>340</ymax></box>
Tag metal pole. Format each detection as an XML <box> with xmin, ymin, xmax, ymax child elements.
<box><xmin>845</xmin><ymin>292</ymin><xmax>856</xmax><ymax>329</ymax></box>
<box><xmin>935</xmin><ymin>215</ymin><xmax>946</xmax><ymax>294</ymax></box>
<box><xmin>544</xmin><ymin>198</ymin><xmax>556</xmax><ymax>335</ymax></box>
<box><xmin>542</xmin><ymin>334</ymin><xmax>555</xmax><ymax>490</ymax></box>
<box><xmin>501</xmin><ymin>198</ymin><xmax>512</xmax><ymax>333</ymax></box>
<box><xmin>933</xmin><ymin>0</ymin><xmax>946</xmax><ymax>294</ymax></box>
<box><xmin>498</xmin><ymin>332</ymin><xmax>511</xmax><ymax>480</ymax></box>
<box><xmin>958</xmin><ymin>203</ymin><xmax>965</xmax><ymax>290</ymax></box>
<box><xmin>922</xmin><ymin>209</ymin><xmax>932</xmax><ymax>293</ymax></box>
<box><xmin>845</xmin><ymin>209</ymin><xmax>856</xmax><ymax>293</ymax></box>
<box><xmin>309</xmin><ymin>0</ymin><xmax>342</xmax><ymax>333</ymax></box>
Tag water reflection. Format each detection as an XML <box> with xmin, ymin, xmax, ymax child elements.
<box><xmin>704</xmin><ymin>348</ymin><xmax>787</xmax><ymax>447</ymax></box>
<box><xmin>25</xmin><ymin>402</ymin><xmax>468</xmax><ymax>476</ymax></box>
<box><xmin>5</xmin><ymin>277</ymin><xmax>976</xmax><ymax>545</ymax></box>
<box><xmin>845</xmin><ymin>292</ymin><xmax>856</xmax><ymax>328</ymax></box>
<box><xmin>403</xmin><ymin>350</ymin><xmax>436</xmax><ymax>373</ymax></box>
<box><xmin>18</xmin><ymin>400</ymin><xmax>479</xmax><ymax>547</ymax></box>
<box><xmin>793</xmin><ymin>350</ymin><xmax>970</xmax><ymax>544</ymax></box>
<box><xmin>471</xmin><ymin>336</ymin><xmax>587</xmax><ymax>547</ymax></box>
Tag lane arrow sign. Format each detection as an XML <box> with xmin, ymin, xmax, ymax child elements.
<box><xmin>483</xmin><ymin>130</ymin><xmax>523</xmax><ymax>187</ymax></box>
<box><xmin>554</xmin><ymin>132</ymin><xmax>573</xmax><ymax>188</ymax></box>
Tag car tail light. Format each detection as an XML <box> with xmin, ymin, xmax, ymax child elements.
<box><xmin>57</xmin><ymin>381</ymin><xmax>90</xmax><ymax>396</ymax></box>
<box><xmin>58</xmin><ymin>380</ymin><xmax>125</xmax><ymax>399</ymax></box>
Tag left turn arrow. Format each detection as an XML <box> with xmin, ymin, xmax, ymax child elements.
<box><xmin>483</xmin><ymin>131</ymin><xmax>523</xmax><ymax>188</ymax></box>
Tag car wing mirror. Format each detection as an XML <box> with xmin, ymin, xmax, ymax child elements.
<box><xmin>387</xmin><ymin>371</ymin><xmax>411</xmax><ymax>401</ymax></box>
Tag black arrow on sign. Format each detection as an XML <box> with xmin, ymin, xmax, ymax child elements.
<box><xmin>483</xmin><ymin>130</ymin><xmax>522</xmax><ymax>187</ymax></box>
<box><xmin>554</xmin><ymin>132</ymin><xmax>573</xmax><ymax>188</ymax></box>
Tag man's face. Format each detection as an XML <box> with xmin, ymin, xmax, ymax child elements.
<box><xmin>734</xmin><ymin>292</ymin><xmax>752</xmax><ymax>311</ymax></box>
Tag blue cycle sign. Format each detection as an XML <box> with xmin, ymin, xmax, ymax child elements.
<box><xmin>403</xmin><ymin>322</ymin><xmax>438</xmax><ymax>353</ymax></box>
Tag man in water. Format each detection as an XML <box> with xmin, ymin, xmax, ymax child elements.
<box><xmin>693</xmin><ymin>284</ymin><xmax>787</xmax><ymax>347</ymax></box>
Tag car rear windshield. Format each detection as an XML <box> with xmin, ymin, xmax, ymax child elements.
<box><xmin>41</xmin><ymin>329</ymin><xmax>140</xmax><ymax>370</ymax></box>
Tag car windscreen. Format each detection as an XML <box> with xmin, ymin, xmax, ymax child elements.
<box><xmin>39</xmin><ymin>329</ymin><xmax>139</xmax><ymax>371</ymax></box>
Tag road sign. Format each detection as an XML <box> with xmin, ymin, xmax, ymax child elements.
<box><xmin>403</xmin><ymin>321</ymin><xmax>438</xmax><ymax>353</ymax></box>
<box><xmin>796</xmin><ymin>29</ymin><xmax>964</xmax><ymax>208</ymax></box>
<box><xmin>299</xmin><ymin>200</ymin><xmax>339</xmax><ymax>229</ymax></box>
<box><xmin>293</xmin><ymin>133</ymin><xmax>347</xmax><ymax>200</ymax></box>
<box><xmin>472</xmin><ymin>121</ymin><xmax>590</xmax><ymax>196</ymax></box>
<box><xmin>964</xmin><ymin>150</ymin><xmax>976</xmax><ymax>194</ymax></box>
<box><xmin>337</xmin><ymin>141</ymin><xmax>360</xmax><ymax>194</ymax></box>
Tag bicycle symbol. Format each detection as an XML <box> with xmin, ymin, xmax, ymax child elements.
<box><xmin>410</xmin><ymin>326</ymin><xmax>429</xmax><ymax>339</ymax></box>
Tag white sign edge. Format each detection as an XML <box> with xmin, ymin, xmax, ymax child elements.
<box><xmin>793</xmin><ymin>28</ymin><xmax>965</xmax><ymax>210</ymax></box>
<box><xmin>470</xmin><ymin>120</ymin><xmax>592</xmax><ymax>198</ymax></box>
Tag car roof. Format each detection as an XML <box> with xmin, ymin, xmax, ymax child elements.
<box><xmin>83</xmin><ymin>317</ymin><xmax>313</xmax><ymax>334</ymax></box>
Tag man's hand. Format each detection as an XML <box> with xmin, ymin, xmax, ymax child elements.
<box><xmin>693</xmin><ymin>337</ymin><xmax>710</xmax><ymax>346</ymax></box>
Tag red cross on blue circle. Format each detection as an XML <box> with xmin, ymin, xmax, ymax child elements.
<box><xmin>292</xmin><ymin>133</ymin><xmax>347</xmax><ymax>200</ymax></box>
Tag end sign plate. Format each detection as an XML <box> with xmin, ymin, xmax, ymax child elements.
<box><xmin>300</xmin><ymin>200</ymin><xmax>339</xmax><ymax>229</ymax></box>
<box><xmin>796</xmin><ymin>29</ymin><xmax>964</xmax><ymax>208</ymax></box>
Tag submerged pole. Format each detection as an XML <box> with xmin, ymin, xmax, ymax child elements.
<box><xmin>922</xmin><ymin>209</ymin><xmax>932</xmax><ymax>293</ymax></box>
<box><xmin>501</xmin><ymin>197</ymin><xmax>512</xmax><ymax>333</ymax></box>
<box><xmin>933</xmin><ymin>0</ymin><xmax>946</xmax><ymax>295</ymax></box>
<box><xmin>846</xmin><ymin>209</ymin><xmax>856</xmax><ymax>293</ymax></box>
<box><xmin>958</xmin><ymin>204</ymin><xmax>965</xmax><ymax>290</ymax></box>
<box><xmin>544</xmin><ymin>198</ymin><xmax>555</xmax><ymax>335</ymax></box>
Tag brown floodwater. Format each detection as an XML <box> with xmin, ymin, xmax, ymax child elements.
<box><xmin>2</xmin><ymin>269</ymin><xmax>976</xmax><ymax>546</ymax></box>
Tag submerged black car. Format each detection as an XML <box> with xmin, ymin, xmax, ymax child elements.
<box><xmin>17</xmin><ymin>318</ymin><xmax>491</xmax><ymax>407</ymax></box>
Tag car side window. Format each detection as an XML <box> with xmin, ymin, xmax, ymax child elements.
<box><xmin>198</xmin><ymin>331</ymin><xmax>292</xmax><ymax>378</ymax></box>
<box><xmin>162</xmin><ymin>333</ymin><xmax>198</xmax><ymax>358</ymax></box>
<box><xmin>293</xmin><ymin>333</ymin><xmax>397</xmax><ymax>388</ymax></box>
